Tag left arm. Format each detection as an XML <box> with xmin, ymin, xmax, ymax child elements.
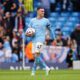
<box><xmin>46</xmin><ymin>19</ymin><xmax>53</xmax><ymax>40</ymax></box>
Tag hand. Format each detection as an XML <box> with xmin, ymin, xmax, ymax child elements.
<box><xmin>26</xmin><ymin>33</ymin><xmax>33</xmax><ymax>37</ymax></box>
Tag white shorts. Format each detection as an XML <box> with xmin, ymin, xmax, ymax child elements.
<box><xmin>32</xmin><ymin>42</ymin><xmax>44</xmax><ymax>54</ymax></box>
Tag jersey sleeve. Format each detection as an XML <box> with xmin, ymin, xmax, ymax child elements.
<box><xmin>46</xmin><ymin>19</ymin><xmax>51</xmax><ymax>28</ymax></box>
<box><xmin>46</xmin><ymin>19</ymin><xmax>53</xmax><ymax>39</ymax></box>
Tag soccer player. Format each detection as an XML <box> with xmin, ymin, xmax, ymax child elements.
<box><xmin>26</xmin><ymin>7</ymin><xmax>52</xmax><ymax>76</ymax></box>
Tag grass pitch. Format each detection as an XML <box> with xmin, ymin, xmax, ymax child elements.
<box><xmin>0</xmin><ymin>70</ymin><xmax>80</xmax><ymax>80</ymax></box>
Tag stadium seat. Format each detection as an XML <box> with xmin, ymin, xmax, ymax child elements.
<box><xmin>49</xmin><ymin>17</ymin><xmax>57</xmax><ymax>23</ymax></box>
<box><xmin>69</xmin><ymin>17</ymin><xmax>78</xmax><ymax>23</ymax></box>
<box><xmin>58</xmin><ymin>17</ymin><xmax>67</xmax><ymax>22</ymax></box>
<box><xmin>55</xmin><ymin>22</ymin><xmax>63</xmax><ymax>28</ymax></box>
<box><xmin>50</xmin><ymin>12</ymin><xmax>59</xmax><ymax>17</ymax></box>
<box><xmin>72</xmin><ymin>12</ymin><xmax>79</xmax><ymax>17</ymax></box>
<box><xmin>61</xmin><ymin>12</ymin><xmax>70</xmax><ymax>17</ymax></box>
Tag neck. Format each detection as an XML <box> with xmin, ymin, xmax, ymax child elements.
<box><xmin>37</xmin><ymin>15</ymin><xmax>43</xmax><ymax>19</ymax></box>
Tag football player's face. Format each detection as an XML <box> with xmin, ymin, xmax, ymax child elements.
<box><xmin>37</xmin><ymin>9</ymin><xmax>45</xmax><ymax>17</ymax></box>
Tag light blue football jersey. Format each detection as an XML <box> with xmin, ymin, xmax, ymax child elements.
<box><xmin>28</xmin><ymin>17</ymin><xmax>51</xmax><ymax>43</ymax></box>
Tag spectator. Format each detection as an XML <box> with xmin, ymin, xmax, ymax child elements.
<box><xmin>18</xmin><ymin>0</ymin><xmax>25</xmax><ymax>15</ymax></box>
<box><xmin>66</xmin><ymin>37</ymin><xmax>77</xmax><ymax>68</ymax></box>
<box><xmin>0</xmin><ymin>25</ymin><xmax>5</xmax><ymax>37</ymax></box>
<box><xmin>0</xmin><ymin>42</ymin><xmax>5</xmax><ymax>63</ymax></box>
<box><xmin>3</xmin><ymin>36</ymin><xmax>12</xmax><ymax>62</ymax></box>
<box><xmin>0</xmin><ymin>24</ymin><xmax>4</xmax><ymax>36</ymax></box>
<box><xmin>11</xmin><ymin>49</ymin><xmax>19</xmax><ymax>62</ymax></box>
<box><xmin>0</xmin><ymin>2</ymin><xmax>4</xmax><ymax>15</ymax></box>
<box><xmin>66</xmin><ymin>49</ymin><xmax>73</xmax><ymax>68</ymax></box>
<box><xmin>56</xmin><ymin>0</ymin><xmax>72</xmax><ymax>11</ymax></box>
<box><xmin>12</xmin><ymin>30</ymin><xmax>21</xmax><ymax>61</ymax></box>
<box><xmin>70</xmin><ymin>24</ymin><xmax>80</xmax><ymax>60</ymax></box>
<box><xmin>0</xmin><ymin>15</ymin><xmax>5</xmax><ymax>28</ymax></box>
<box><xmin>4</xmin><ymin>12</ymin><xmax>14</xmax><ymax>38</ymax></box>
<box><xmin>51</xmin><ymin>28</ymin><xmax>67</xmax><ymax>46</ymax></box>
<box><xmin>2</xmin><ymin>0</ymin><xmax>17</xmax><ymax>13</ymax></box>
<box><xmin>12</xmin><ymin>30</ymin><xmax>19</xmax><ymax>48</ymax></box>
<box><xmin>0</xmin><ymin>25</ymin><xmax>4</xmax><ymax>42</ymax></box>
<box><xmin>14</xmin><ymin>10</ymin><xmax>25</xmax><ymax>34</ymax></box>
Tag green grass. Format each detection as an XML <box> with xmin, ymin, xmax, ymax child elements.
<box><xmin>0</xmin><ymin>70</ymin><xmax>80</xmax><ymax>80</ymax></box>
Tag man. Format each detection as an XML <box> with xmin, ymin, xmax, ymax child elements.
<box><xmin>2</xmin><ymin>0</ymin><xmax>17</xmax><ymax>13</ymax></box>
<box><xmin>4</xmin><ymin>12</ymin><xmax>14</xmax><ymax>38</ymax></box>
<box><xmin>51</xmin><ymin>27</ymin><xmax>67</xmax><ymax>46</ymax></box>
<box><xmin>70</xmin><ymin>24</ymin><xmax>80</xmax><ymax>60</ymax></box>
<box><xmin>14</xmin><ymin>10</ymin><xmax>25</xmax><ymax>34</ymax></box>
<box><xmin>26</xmin><ymin>7</ymin><xmax>52</xmax><ymax>76</ymax></box>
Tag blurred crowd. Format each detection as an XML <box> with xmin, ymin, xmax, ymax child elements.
<box><xmin>45</xmin><ymin>25</ymin><xmax>80</xmax><ymax>67</ymax></box>
<box><xmin>0</xmin><ymin>0</ymin><xmax>80</xmax><ymax>68</ymax></box>
<box><xmin>0</xmin><ymin>0</ymin><xmax>26</xmax><ymax>63</ymax></box>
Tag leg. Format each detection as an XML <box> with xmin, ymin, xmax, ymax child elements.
<box><xmin>31</xmin><ymin>59</ymin><xmax>37</xmax><ymax>76</ymax></box>
<box><xmin>39</xmin><ymin>55</ymin><xmax>50</xmax><ymax>75</ymax></box>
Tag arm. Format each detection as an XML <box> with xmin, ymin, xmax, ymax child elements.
<box><xmin>25</xmin><ymin>19</ymin><xmax>33</xmax><ymax>37</ymax></box>
<box><xmin>11</xmin><ymin>3</ymin><xmax>17</xmax><ymax>10</ymax></box>
<box><xmin>46</xmin><ymin>19</ymin><xmax>53</xmax><ymax>40</ymax></box>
